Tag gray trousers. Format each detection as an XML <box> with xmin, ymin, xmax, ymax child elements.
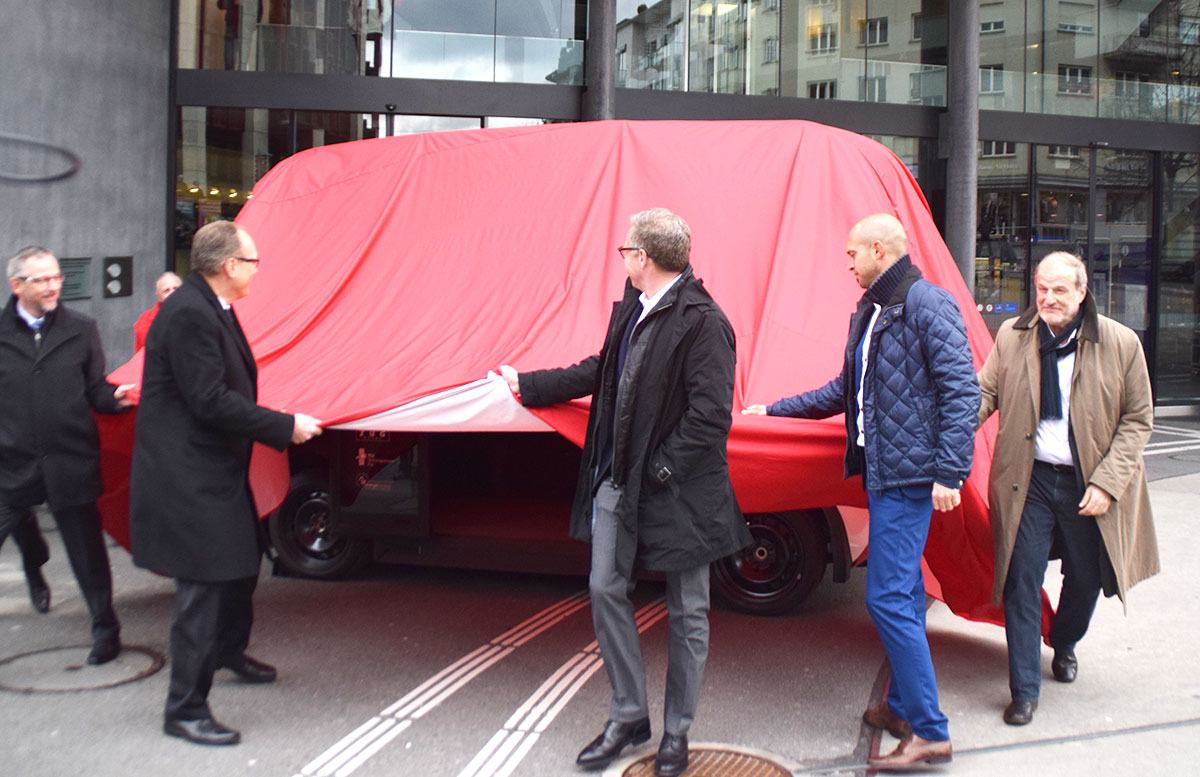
<box><xmin>590</xmin><ymin>480</ymin><xmax>710</xmax><ymax>736</ymax></box>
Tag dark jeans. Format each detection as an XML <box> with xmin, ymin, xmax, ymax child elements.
<box><xmin>166</xmin><ymin>576</ymin><xmax>257</xmax><ymax>721</ymax></box>
<box><xmin>1003</xmin><ymin>461</ymin><xmax>1102</xmax><ymax>702</ymax></box>
<box><xmin>0</xmin><ymin>501</ymin><xmax>119</xmax><ymax>642</ymax></box>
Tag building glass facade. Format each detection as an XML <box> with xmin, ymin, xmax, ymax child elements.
<box><xmin>174</xmin><ymin>0</ymin><xmax>1199</xmax><ymax>403</ymax></box>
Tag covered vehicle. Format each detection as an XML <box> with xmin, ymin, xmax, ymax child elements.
<box><xmin>100</xmin><ymin>119</ymin><xmax>1003</xmax><ymax>621</ymax></box>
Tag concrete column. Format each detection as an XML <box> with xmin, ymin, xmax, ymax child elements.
<box><xmin>582</xmin><ymin>0</ymin><xmax>616</xmax><ymax>120</ymax></box>
<box><xmin>943</xmin><ymin>0</ymin><xmax>979</xmax><ymax>293</ymax></box>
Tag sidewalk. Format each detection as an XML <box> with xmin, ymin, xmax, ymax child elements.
<box><xmin>892</xmin><ymin>470</ymin><xmax>1198</xmax><ymax>776</ymax></box>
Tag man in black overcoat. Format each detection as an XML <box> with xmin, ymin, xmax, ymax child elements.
<box><xmin>1</xmin><ymin>246</ymin><xmax>133</xmax><ymax>664</ymax></box>
<box><xmin>130</xmin><ymin>220</ymin><xmax>322</xmax><ymax>746</ymax></box>
<box><xmin>501</xmin><ymin>208</ymin><xmax>750</xmax><ymax>777</ymax></box>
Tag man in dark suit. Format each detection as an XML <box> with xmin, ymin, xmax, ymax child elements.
<box><xmin>1</xmin><ymin>246</ymin><xmax>133</xmax><ymax>664</ymax></box>
<box><xmin>130</xmin><ymin>220</ymin><xmax>322</xmax><ymax>746</ymax></box>
<box><xmin>501</xmin><ymin>208</ymin><xmax>750</xmax><ymax>776</ymax></box>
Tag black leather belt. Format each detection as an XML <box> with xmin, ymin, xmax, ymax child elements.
<box><xmin>1034</xmin><ymin>459</ymin><xmax>1075</xmax><ymax>475</ymax></box>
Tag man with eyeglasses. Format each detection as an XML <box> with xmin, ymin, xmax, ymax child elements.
<box><xmin>130</xmin><ymin>220</ymin><xmax>322</xmax><ymax>746</ymax></box>
<box><xmin>1</xmin><ymin>245</ymin><xmax>134</xmax><ymax>665</ymax></box>
<box><xmin>501</xmin><ymin>208</ymin><xmax>750</xmax><ymax>776</ymax></box>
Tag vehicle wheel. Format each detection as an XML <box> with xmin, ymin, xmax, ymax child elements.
<box><xmin>711</xmin><ymin>510</ymin><xmax>827</xmax><ymax>615</ymax></box>
<box><xmin>268</xmin><ymin>472</ymin><xmax>369</xmax><ymax>579</ymax></box>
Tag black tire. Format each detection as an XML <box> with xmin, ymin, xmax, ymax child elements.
<box><xmin>268</xmin><ymin>472</ymin><xmax>369</xmax><ymax>579</ymax></box>
<box><xmin>711</xmin><ymin>510</ymin><xmax>827</xmax><ymax>615</ymax></box>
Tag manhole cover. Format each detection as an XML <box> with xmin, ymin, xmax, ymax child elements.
<box><xmin>0</xmin><ymin>644</ymin><xmax>164</xmax><ymax>693</ymax></box>
<box><xmin>621</xmin><ymin>747</ymin><xmax>791</xmax><ymax>777</ymax></box>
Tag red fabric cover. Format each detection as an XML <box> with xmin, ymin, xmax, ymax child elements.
<box><xmin>104</xmin><ymin>120</ymin><xmax>1016</xmax><ymax>625</ymax></box>
<box><xmin>133</xmin><ymin>303</ymin><xmax>158</xmax><ymax>352</ymax></box>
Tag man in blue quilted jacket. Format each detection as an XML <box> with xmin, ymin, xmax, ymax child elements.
<box><xmin>746</xmin><ymin>213</ymin><xmax>980</xmax><ymax>769</ymax></box>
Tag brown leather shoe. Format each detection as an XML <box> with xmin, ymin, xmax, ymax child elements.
<box><xmin>868</xmin><ymin>735</ymin><xmax>952</xmax><ymax>770</ymax></box>
<box><xmin>862</xmin><ymin>703</ymin><xmax>912</xmax><ymax>739</ymax></box>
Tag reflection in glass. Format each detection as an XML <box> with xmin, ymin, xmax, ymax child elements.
<box><xmin>1156</xmin><ymin>152</ymin><xmax>1200</xmax><ymax>401</ymax></box>
<box><xmin>976</xmin><ymin>142</ymin><xmax>1032</xmax><ymax>333</ymax></box>
<box><xmin>1092</xmin><ymin>149</ymin><xmax>1154</xmax><ymax>337</ymax></box>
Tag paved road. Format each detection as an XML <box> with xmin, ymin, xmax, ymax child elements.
<box><xmin>2</xmin><ymin>415</ymin><xmax>1198</xmax><ymax>776</ymax></box>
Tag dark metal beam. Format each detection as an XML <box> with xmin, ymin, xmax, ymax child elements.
<box><xmin>944</xmin><ymin>0</ymin><xmax>979</xmax><ymax>291</ymax></box>
<box><xmin>581</xmin><ymin>0</ymin><xmax>616</xmax><ymax>120</ymax></box>
<box><xmin>176</xmin><ymin>71</ymin><xmax>583</xmax><ymax>121</ymax></box>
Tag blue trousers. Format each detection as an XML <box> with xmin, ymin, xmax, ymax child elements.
<box><xmin>1003</xmin><ymin>461</ymin><xmax>1102</xmax><ymax>702</ymax></box>
<box><xmin>867</xmin><ymin>485</ymin><xmax>949</xmax><ymax>742</ymax></box>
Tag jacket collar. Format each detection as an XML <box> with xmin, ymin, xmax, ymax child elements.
<box><xmin>860</xmin><ymin>255</ymin><xmax>921</xmax><ymax>310</ymax></box>
<box><xmin>1013</xmin><ymin>289</ymin><xmax>1100</xmax><ymax>341</ymax></box>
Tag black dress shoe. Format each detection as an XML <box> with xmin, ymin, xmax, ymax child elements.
<box><xmin>164</xmin><ymin>716</ymin><xmax>241</xmax><ymax>746</ymax></box>
<box><xmin>26</xmin><ymin>568</ymin><xmax>50</xmax><ymax>614</ymax></box>
<box><xmin>1052</xmin><ymin>650</ymin><xmax>1078</xmax><ymax>683</ymax></box>
<box><xmin>1003</xmin><ymin>699</ymin><xmax>1037</xmax><ymax>725</ymax></box>
<box><xmin>87</xmin><ymin>637</ymin><xmax>121</xmax><ymax>665</ymax></box>
<box><xmin>219</xmin><ymin>654</ymin><xmax>277</xmax><ymax>683</ymax></box>
<box><xmin>654</xmin><ymin>733</ymin><xmax>688</xmax><ymax>777</ymax></box>
<box><xmin>575</xmin><ymin>717</ymin><xmax>651</xmax><ymax>770</ymax></box>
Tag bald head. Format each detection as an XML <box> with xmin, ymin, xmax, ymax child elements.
<box><xmin>846</xmin><ymin>213</ymin><xmax>909</xmax><ymax>289</ymax></box>
<box><xmin>155</xmin><ymin>271</ymin><xmax>182</xmax><ymax>302</ymax></box>
<box><xmin>850</xmin><ymin>214</ymin><xmax>908</xmax><ymax>260</ymax></box>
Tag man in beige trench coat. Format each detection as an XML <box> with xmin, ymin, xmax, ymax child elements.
<box><xmin>977</xmin><ymin>251</ymin><xmax>1159</xmax><ymax>727</ymax></box>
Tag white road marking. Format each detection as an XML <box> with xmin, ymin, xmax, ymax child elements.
<box><xmin>292</xmin><ymin>591</ymin><xmax>589</xmax><ymax>777</ymax></box>
<box><xmin>460</xmin><ymin>599</ymin><xmax>670</xmax><ymax>777</ymax></box>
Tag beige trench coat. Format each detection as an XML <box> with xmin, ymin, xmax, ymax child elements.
<box><xmin>977</xmin><ymin>294</ymin><xmax>1159</xmax><ymax>608</ymax></box>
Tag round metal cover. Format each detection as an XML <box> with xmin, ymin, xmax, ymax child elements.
<box><xmin>621</xmin><ymin>747</ymin><xmax>791</xmax><ymax>777</ymax></box>
<box><xmin>0</xmin><ymin>644</ymin><xmax>164</xmax><ymax>693</ymax></box>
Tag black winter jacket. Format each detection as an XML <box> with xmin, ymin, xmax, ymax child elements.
<box><xmin>519</xmin><ymin>267</ymin><xmax>751</xmax><ymax>574</ymax></box>
<box><xmin>0</xmin><ymin>296</ymin><xmax>126</xmax><ymax>509</ymax></box>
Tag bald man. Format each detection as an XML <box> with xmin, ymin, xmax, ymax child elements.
<box><xmin>134</xmin><ymin>272</ymin><xmax>182</xmax><ymax>351</ymax></box>
<box><xmin>746</xmin><ymin>214</ymin><xmax>979</xmax><ymax>767</ymax></box>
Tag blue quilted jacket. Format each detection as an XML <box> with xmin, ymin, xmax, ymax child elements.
<box><xmin>768</xmin><ymin>258</ymin><xmax>980</xmax><ymax>491</ymax></box>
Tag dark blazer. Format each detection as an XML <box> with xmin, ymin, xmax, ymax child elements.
<box><xmin>519</xmin><ymin>267</ymin><xmax>750</xmax><ymax>575</ymax></box>
<box><xmin>130</xmin><ymin>272</ymin><xmax>293</xmax><ymax>581</ymax></box>
<box><xmin>0</xmin><ymin>296</ymin><xmax>124</xmax><ymax>509</ymax></box>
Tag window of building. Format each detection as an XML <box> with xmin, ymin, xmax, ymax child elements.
<box><xmin>859</xmin><ymin>75</ymin><xmax>887</xmax><ymax>103</ymax></box>
<box><xmin>911</xmin><ymin>13</ymin><xmax>923</xmax><ymax>41</ymax></box>
<box><xmin>1048</xmin><ymin>145</ymin><xmax>1081</xmax><ymax>158</ymax></box>
<box><xmin>980</xmin><ymin>65</ymin><xmax>1004</xmax><ymax>94</ymax></box>
<box><xmin>1058</xmin><ymin>65</ymin><xmax>1092</xmax><ymax>94</ymax></box>
<box><xmin>1182</xmin><ymin>17</ymin><xmax>1200</xmax><ymax>45</ymax></box>
<box><xmin>980</xmin><ymin>140</ymin><xmax>1016</xmax><ymax>157</ymax></box>
<box><xmin>764</xmin><ymin>0</ymin><xmax>780</xmax><ymax>10</ymax></box>
<box><xmin>764</xmin><ymin>36</ymin><xmax>779</xmax><ymax>63</ymax></box>
<box><xmin>808</xmin><ymin>80</ymin><xmax>837</xmax><ymax>99</ymax></box>
<box><xmin>1114</xmin><ymin>71</ymin><xmax>1149</xmax><ymax>99</ymax></box>
<box><xmin>810</xmin><ymin>23</ymin><xmax>838</xmax><ymax>53</ymax></box>
<box><xmin>909</xmin><ymin>66</ymin><xmax>946</xmax><ymax>106</ymax></box>
<box><xmin>1057</xmin><ymin>23</ymin><xmax>1095</xmax><ymax>35</ymax></box>
<box><xmin>860</xmin><ymin>17</ymin><xmax>888</xmax><ymax>47</ymax></box>
<box><xmin>980</xmin><ymin>20</ymin><xmax>1005</xmax><ymax>34</ymax></box>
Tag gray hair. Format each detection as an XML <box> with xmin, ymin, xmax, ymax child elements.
<box><xmin>1035</xmin><ymin>251</ymin><xmax>1088</xmax><ymax>291</ymax></box>
<box><xmin>629</xmin><ymin>208</ymin><xmax>690</xmax><ymax>273</ymax></box>
<box><xmin>7</xmin><ymin>246</ymin><xmax>54</xmax><ymax>280</ymax></box>
<box><xmin>190</xmin><ymin>221</ymin><xmax>243</xmax><ymax>275</ymax></box>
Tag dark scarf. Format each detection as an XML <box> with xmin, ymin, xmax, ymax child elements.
<box><xmin>863</xmin><ymin>254</ymin><xmax>913</xmax><ymax>306</ymax></box>
<box><xmin>1038</xmin><ymin>305</ymin><xmax>1085</xmax><ymax>420</ymax></box>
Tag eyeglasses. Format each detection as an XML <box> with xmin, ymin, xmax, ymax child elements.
<box><xmin>617</xmin><ymin>246</ymin><xmax>644</xmax><ymax>258</ymax></box>
<box><xmin>231</xmin><ymin>256</ymin><xmax>260</xmax><ymax>265</ymax></box>
<box><xmin>18</xmin><ymin>273</ymin><xmax>66</xmax><ymax>287</ymax></box>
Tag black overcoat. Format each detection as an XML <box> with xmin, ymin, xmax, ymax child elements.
<box><xmin>0</xmin><ymin>296</ymin><xmax>125</xmax><ymax>509</ymax></box>
<box><xmin>129</xmin><ymin>273</ymin><xmax>293</xmax><ymax>581</ymax></box>
<box><xmin>519</xmin><ymin>267</ymin><xmax>750</xmax><ymax>575</ymax></box>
